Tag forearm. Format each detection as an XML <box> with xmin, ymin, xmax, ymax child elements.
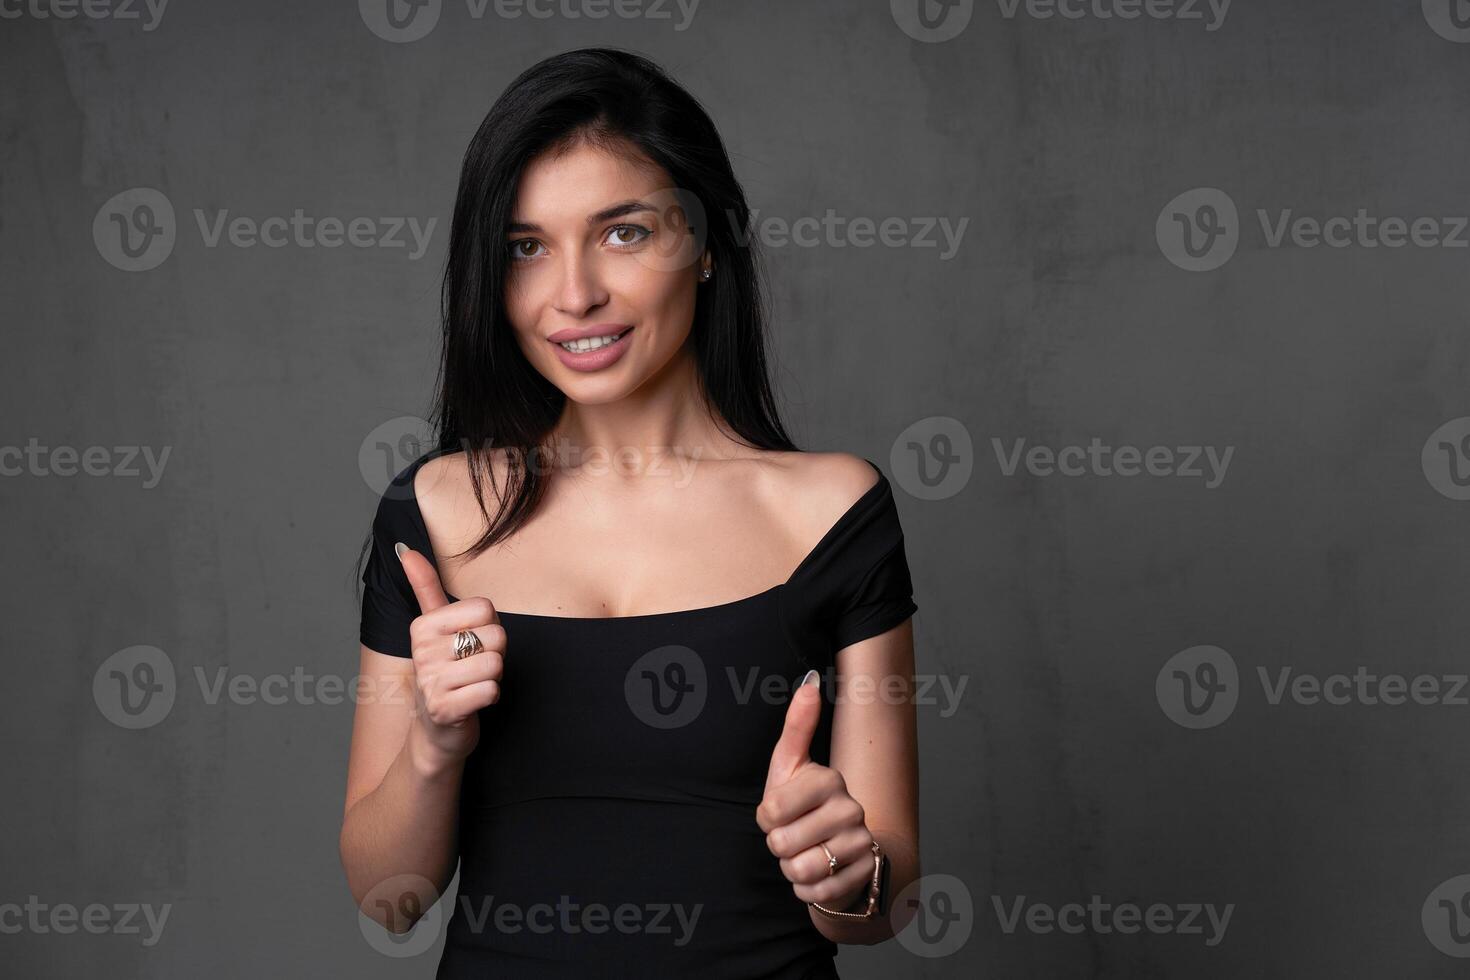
<box><xmin>339</xmin><ymin>725</ymin><xmax>465</xmax><ymax>931</ymax></box>
<box><xmin>807</xmin><ymin>829</ymin><xmax>920</xmax><ymax>945</ymax></box>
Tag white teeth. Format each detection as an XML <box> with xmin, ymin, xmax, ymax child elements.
<box><xmin>559</xmin><ymin>330</ymin><xmax>627</xmax><ymax>353</ymax></box>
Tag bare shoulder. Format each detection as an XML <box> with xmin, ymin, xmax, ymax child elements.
<box><xmin>752</xmin><ymin>450</ymin><xmax>882</xmax><ymax>543</ymax></box>
<box><xmin>413</xmin><ymin>448</ymin><xmax>515</xmax><ymax>549</ymax></box>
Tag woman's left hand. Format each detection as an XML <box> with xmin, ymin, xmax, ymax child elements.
<box><xmin>755</xmin><ymin>670</ymin><xmax>875</xmax><ymax>909</ymax></box>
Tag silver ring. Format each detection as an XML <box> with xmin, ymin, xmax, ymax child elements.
<box><xmin>453</xmin><ymin>629</ymin><xmax>484</xmax><ymax>660</ymax></box>
<box><xmin>819</xmin><ymin>842</ymin><xmax>838</xmax><ymax>877</ymax></box>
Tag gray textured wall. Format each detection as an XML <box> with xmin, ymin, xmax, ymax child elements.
<box><xmin>4</xmin><ymin>0</ymin><xmax>1470</xmax><ymax>976</ymax></box>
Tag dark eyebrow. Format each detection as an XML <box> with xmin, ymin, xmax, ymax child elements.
<box><xmin>505</xmin><ymin>200</ymin><xmax>658</xmax><ymax>235</ymax></box>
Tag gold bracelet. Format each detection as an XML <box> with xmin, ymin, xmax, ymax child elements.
<box><xmin>809</xmin><ymin>841</ymin><xmax>884</xmax><ymax>920</ymax></box>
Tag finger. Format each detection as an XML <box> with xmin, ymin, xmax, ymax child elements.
<box><xmin>420</xmin><ymin>601</ymin><xmax>505</xmax><ymax>639</ymax></box>
<box><xmin>782</xmin><ymin>825</ymin><xmax>874</xmax><ymax>887</ymax></box>
<box><xmin>421</xmin><ymin>680</ymin><xmax>500</xmax><ymax>724</ymax></box>
<box><xmin>791</xmin><ymin>838</ymin><xmax>877</xmax><ymax>906</ymax></box>
<box><xmin>764</xmin><ymin>669</ymin><xmax>824</xmax><ymax>792</ymax></box>
<box><xmin>437</xmin><ymin>649</ymin><xmax>505</xmax><ymax>689</ymax></box>
<box><xmin>756</xmin><ymin>765</ymin><xmax>840</xmax><ymax>833</ymax></box>
<box><xmin>765</xmin><ymin>789</ymin><xmax>862</xmax><ymax>859</ymax></box>
<box><xmin>396</xmin><ymin>543</ymin><xmax>449</xmax><ymax>614</ymax></box>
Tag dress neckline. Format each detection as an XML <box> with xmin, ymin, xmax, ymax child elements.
<box><xmin>400</xmin><ymin>453</ymin><xmax>892</xmax><ymax>623</ymax></box>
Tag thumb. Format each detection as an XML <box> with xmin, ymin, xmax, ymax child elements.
<box><xmin>765</xmin><ymin>669</ymin><xmax>823</xmax><ymax>791</ymax></box>
<box><xmin>395</xmin><ymin>542</ymin><xmax>449</xmax><ymax>614</ymax></box>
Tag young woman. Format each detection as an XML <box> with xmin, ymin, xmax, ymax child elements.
<box><xmin>340</xmin><ymin>47</ymin><xmax>921</xmax><ymax>979</ymax></box>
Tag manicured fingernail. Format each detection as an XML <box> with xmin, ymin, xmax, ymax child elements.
<box><xmin>800</xmin><ymin>669</ymin><xmax>818</xmax><ymax>687</ymax></box>
<box><xmin>395</xmin><ymin>542</ymin><xmax>408</xmax><ymax>558</ymax></box>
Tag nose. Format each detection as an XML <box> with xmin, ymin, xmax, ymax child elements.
<box><xmin>551</xmin><ymin>251</ymin><xmax>610</xmax><ymax>318</ymax></box>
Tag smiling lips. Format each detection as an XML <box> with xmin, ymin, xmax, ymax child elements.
<box><xmin>547</xmin><ymin>325</ymin><xmax>635</xmax><ymax>372</ymax></box>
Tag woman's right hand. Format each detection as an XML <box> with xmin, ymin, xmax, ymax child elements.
<box><xmin>395</xmin><ymin>542</ymin><xmax>505</xmax><ymax>772</ymax></box>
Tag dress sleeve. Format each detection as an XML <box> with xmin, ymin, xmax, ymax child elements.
<box><xmin>832</xmin><ymin>530</ymin><xmax>919</xmax><ymax>652</ymax></box>
<box><xmin>831</xmin><ymin>491</ymin><xmax>919</xmax><ymax>652</ymax></box>
<box><xmin>781</xmin><ymin>462</ymin><xmax>920</xmax><ymax>663</ymax></box>
<box><xmin>358</xmin><ymin>464</ymin><xmax>425</xmax><ymax>658</ymax></box>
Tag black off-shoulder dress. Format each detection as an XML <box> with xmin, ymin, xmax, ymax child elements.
<box><xmin>359</xmin><ymin>452</ymin><xmax>919</xmax><ymax>980</ymax></box>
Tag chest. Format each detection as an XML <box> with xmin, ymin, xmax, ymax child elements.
<box><xmin>458</xmin><ymin>596</ymin><xmax>834</xmax><ymax>809</ymax></box>
<box><xmin>436</xmin><ymin>497</ymin><xmax>804</xmax><ymax>619</ymax></box>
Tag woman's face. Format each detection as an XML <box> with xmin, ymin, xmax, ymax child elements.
<box><xmin>502</xmin><ymin>138</ymin><xmax>706</xmax><ymax>405</ymax></box>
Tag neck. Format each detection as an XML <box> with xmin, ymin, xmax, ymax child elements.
<box><xmin>546</xmin><ymin>343</ymin><xmax>741</xmax><ymax>479</ymax></box>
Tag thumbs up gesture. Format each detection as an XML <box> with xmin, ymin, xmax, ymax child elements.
<box><xmin>395</xmin><ymin>542</ymin><xmax>506</xmax><ymax>771</ymax></box>
<box><xmin>755</xmin><ymin>669</ymin><xmax>875</xmax><ymax>910</ymax></box>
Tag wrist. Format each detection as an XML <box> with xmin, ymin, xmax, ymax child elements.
<box><xmin>404</xmin><ymin>722</ymin><xmax>466</xmax><ymax>782</ymax></box>
<box><xmin>809</xmin><ymin>839</ymin><xmax>885</xmax><ymax>921</ymax></box>
<box><xmin>830</xmin><ymin>878</ymin><xmax>870</xmax><ymax>913</ymax></box>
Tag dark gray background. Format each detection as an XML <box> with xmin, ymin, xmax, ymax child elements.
<box><xmin>3</xmin><ymin>0</ymin><xmax>1469</xmax><ymax>976</ymax></box>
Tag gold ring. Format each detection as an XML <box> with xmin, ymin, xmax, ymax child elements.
<box><xmin>819</xmin><ymin>842</ymin><xmax>837</xmax><ymax>877</ymax></box>
<box><xmin>453</xmin><ymin>629</ymin><xmax>484</xmax><ymax>660</ymax></box>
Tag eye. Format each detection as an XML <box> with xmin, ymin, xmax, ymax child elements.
<box><xmin>507</xmin><ymin>239</ymin><xmax>545</xmax><ymax>262</ymax></box>
<box><xmin>605</xmin><ymin>224</ymin><xmax>652</xmax><ymax>247</ymax></box>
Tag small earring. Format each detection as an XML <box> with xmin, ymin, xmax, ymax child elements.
<box><xmin>700</xmin><ymin>268</ymin><xmax>712</xmax><ymax>281</ymax></box>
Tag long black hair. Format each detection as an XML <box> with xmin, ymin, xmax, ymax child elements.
<box><xmin>357</xmin><ymin>46</ymin><xmax>796</xmax><ymax>591</ymax></box>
